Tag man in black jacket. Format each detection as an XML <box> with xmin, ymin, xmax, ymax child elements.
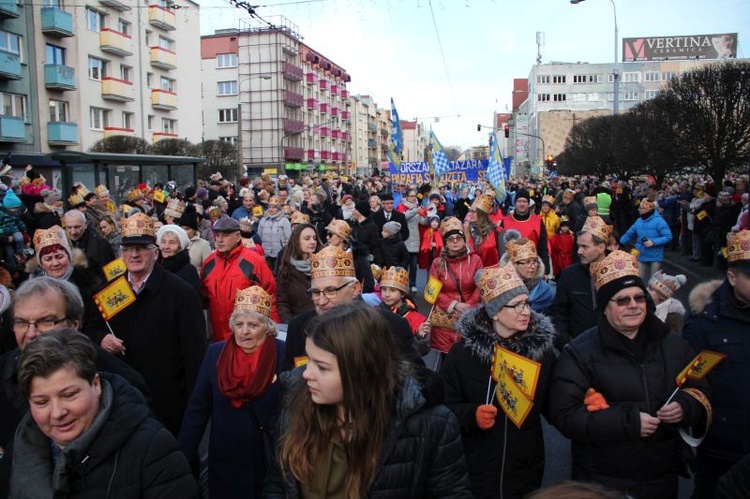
<box><xmin>63</xmin><ymin>209</ymin><xmax>115</xmax><ymax>274</ymax></box>
<box><xmin>372</xmin><ymin>193</ymin><xmax>409</xmax><ymax>242</ymax></box>
<box><xmin>351</xmin><ymin>201</ymin><xmax>381</xmax><ymax>263</ymax></box>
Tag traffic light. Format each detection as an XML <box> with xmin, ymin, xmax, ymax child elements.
<box><xmin>546</xmin><ymin>154</ymin><xmax>554</xmax><ymax>163</ymax></box>
<box><xmin>477</xmin><ymin>124</ymin><xmax>482</xmax><ymax>132</ymax></box>
<box><xmin>504</xmin><ymin>125</ymin><xmax>509</xmax><ymax>138</ymax></box>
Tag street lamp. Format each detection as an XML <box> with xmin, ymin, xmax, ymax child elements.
<box><xmin>571</xmin><ymin>0</ymin><xmax>619</xmax><ymax>114</ymax></box>
<box><xmin>237</xmin><ymin>74</ymin><xmax>272</xmax><ymax>174</ymax></box>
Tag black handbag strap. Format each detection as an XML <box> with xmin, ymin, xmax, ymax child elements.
<box><xmin>443</xmin><ymin>258</ymin><xmax>465</xmax><ymax>303</ymax></box>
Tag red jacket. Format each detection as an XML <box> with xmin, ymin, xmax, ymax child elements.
<box><xmin>550</xmin><ymin>232</ymin><xmax>575</xmax><ymax>278</ymax></box>
<box><xmin>418</xmin><ymin>227</ymin><xmax>443</xmax><ymax>269</ymax></box>
<box><xmin>201</xmin><ymin>243</ymin><xmax>278</xmax><ymax>341</ymax></box>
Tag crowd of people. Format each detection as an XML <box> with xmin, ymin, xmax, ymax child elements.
<box><xmin>0</xmin><ymin>164</ymin><xmax>747</xmax><ymax>499</ymax></box>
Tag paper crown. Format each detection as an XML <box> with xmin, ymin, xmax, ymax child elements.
<box><xmin>583</xmin><ymin>196</ymin><xmax>597</xmax><ymax>206</ymax></box>
<box><xmin>73</xmin><ymin>183</ymin><xmax>91</xmax><ymax>197</ymax></box>
<box><xmin>471</xmin><ymin>193</ymin><xmax>493</xmax><ymax>213</ymax></box>
<box><xmin>233</xmin><ymin>285</ymin><xmax>273</xmax><ymax>317</ymax></box>
<box><xmin>581</xmin><ymin>215</ymin><xmax>612</xmax><ymax>242</ymax></box>
<box><xmin>310</xmin><ymin>245</ymin><xmax>355</xmax><ymax>279</ymax></box>
<box><xmin>126</xmin><ymin>187</ymin><xmax>144</xmax><ymax>202</ymax></box>
<box><xmin>268</xmin><ymin>196</ymin><xmax>281</xmax><ymax>207</ymax></box>
<box><xmin>290</xmin><ymin>211</ymin><xmax>310</xmax><ymax>225</ymax></box>
<box><xmin>33</xmin><ymin>225</ymin><xmax>70</xmax><ymax>256</ymax></box>
<box><xmin>440</xmin><ymin>217</ymin><xmax>464</xmax><ymax>237</ymax></box>
<box><xmin>238</xmin><ymin>217</ymin><xmax>253</xmax><ymax>233</ymax></box>
<box><xmin>648</xmin><ymin>270</ymin><xmax>686</xmax><ymax>298</ymax></box>
<box><xmin>68</xmin><ymin>193</ymin><xmax>85</xmax><ymax>206</ymax></box>
<box><xmin>326</xmin><ymin>219</ymin><xmax>351</xmax><ymax>240</ymax></box>
<box><xmin>541</xmin><ymin>195</ymin><xmax>555</xmax><ymax>205</ymax></box>
<box><xmin>94</xmin><ymin>184</ymin><xmax>110</xmax><ymax>198</ymax></box>
<box><xmin>121</xmin><ymin>212</ymin><xmax>156</xmax><ymax>242</ymax></box>
<box><xmin>163</xmin><ymin>198</ymin><xmax>185</xmax><ymax>219</ymax></box>
<box><xmin>209</xmin><ymin>172</ymin><xmax>223</xmax><ymax>182</ymax></box>
<box><xmin>506</xmin><ymin>238</ymin><xmax>538</xmax><ymax>263</ymax></box>
<box><xmin>379</xmin><ymin>266</ymin><xmax>409</xmax><ymax>293</ymax></box>
<box><xmin>590</xmin><ymin>250</ymin><xmax>640</xmax><ymax>292</ymax></box>
<box><xmin>370</xmin><ymin>263</ymin><xmax>382</xmax><ymax>281</ymax></box>
<box><xmin>727</xmin><ymin>230</ymin><xmax>750</xmax><ymax>263</ymax></box>
<box><xmin>207</xmin><ymin>206</ymin><xmax>221</xmax><ymax>221</ymax></box>
<box><xmin>639</xmin><ymin>198</ymin><xmax>655</xmax><ymax>211</ymax></box>
<box><xmin>477</xmin><ymin>264</ymin><xmax>526</xmax><ymax>307</ymax></box>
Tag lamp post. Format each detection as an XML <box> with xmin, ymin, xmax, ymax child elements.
<box><xmin>237</xmin><ymin>75</ymin><xmax>271</xmax><ymax>175</ymax></box>
<box><xmin>571</xmin><ymin>0</ymin><xmax>619</xmax><ymax>114</ymax></box>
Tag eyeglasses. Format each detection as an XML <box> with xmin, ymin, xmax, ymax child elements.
<box><xmin>503</xmin><ymin>301</ymin><xmax>531</xmax><ymax>313</ymax></box>
<box><xmin>307</xmin><ymin>281</ymin><xmax>354</xmax><ymax>300</ymax></box>
<box><xmin>13</xmin><ymin>317</ymin><xmax>69</xmax><ymax>333</ymax></box>
<box><xmin>122</xmin><ymin>245</ymin><xmax>156</xmax><ymax>254</ymax></box>
<box><xmin>610</xmin><ymin>294</ymin><xmax>648</xmax><ymax>307</ymax></box>
<box><xmin>516</xmin><ymin>259</ymin><xmax>539</xmax><ymax>267</ymax></box>
<box><xmin>446</xmin><ymin>235</ymin><xmax>463</xmax><ymax>242</ymax></box>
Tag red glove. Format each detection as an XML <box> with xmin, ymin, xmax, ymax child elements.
<box><xmin>476</xmin><ymin>404</ymin><xmax>498</xmax><ymax>430</ymax></box>
<box><xmin>584</xmin><ymin>387</ymin><xmax>610</xmax><ymax>412</ymax></box>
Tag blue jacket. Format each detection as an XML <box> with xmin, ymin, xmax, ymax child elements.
<box><xmin>620</xmin><ymin>211</ymin><xmax>672</xmax><ymax>262</ymax></box>
<box><xmin>657</xmin><ymin>195</ymin><xmax>680</xmax><ymax>226</ymax></box>
<box><xmin>178</xmin><ymin>339</ymin><xmax>285</xmax><ymax>499</ymax></box>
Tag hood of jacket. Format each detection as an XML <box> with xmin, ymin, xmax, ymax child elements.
<box><xmin>456</xmin><ymin>305</ymin><xmax>556</xmax><ymax>363</ymax></box>
<box><xmin>688</xmin><ymin>279</ymin><xmax>723</xmax><ymax>315</ymax></box>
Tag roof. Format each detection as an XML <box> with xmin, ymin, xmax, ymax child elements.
<box><xmin>47</xmin><ymin>152</ymin><xmax>206</xmax><ymax>166</ymax></box>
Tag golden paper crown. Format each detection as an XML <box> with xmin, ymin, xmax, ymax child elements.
<box><xmin>727</xmin><ymin>230</ymin><xmax>750</xmax><ymax>263</ymax></box>
<box><xmin>290</xmin><ymin>211</ymin><xmax>310</xmax><ymax>225</ymax></box>
<box><xmin>207</xmin><ymin>206</ymin><xmax>221</xmax><ymax>221</ymax></box>
<box><xmin>121</xmin><ymin>212</ymin><xmax>156</xmax><ymax>241</ymax></box>
<box><xmin>238</xmin><ymin>217</ymin><xmax>253</xmax><ymax>233</ymax></box>
<box><xmin>590</xmin><ymin>250</ymin><xmax>640</xmax><ymax>291</ymax></box>
<box><xmin>478</xmin><ymin>264</ymin><xmax>526</xmax><ymax>306</ymax></box>
<box><xmin>471</xmin><ymin>193</ymin><xmax>493</xmax><ymax>213</ymax></box>
<box><xmin>326</xmin><ymin>219</ymin><xmax>351</xmax><ymax>240</ymax></box>
<box><xmin>126</xmin><ymin>188</ymin><xmax>144</xmax><ymax>202</ymax></box>
<box><xmin>648</xmin><ymin>270</ymin><xmax>684</xmax><ymax>298</ymax></box>
<box><xmin>639</xmin><ymin>198</ymin><xmax>655</xmax><ymax>211</ymax></box>
<box><xmin>440</xmin><ymin>216</ymin><xmax>463</xmax><ymax>236</ymax></box>
<box><xmin>33</xmin><ymin>225</ymin><xmax>70</xmax><ymax>255</ymax></box>
<box><xmin>73</xmin><ymin>183</ymin><xmax>91</xmax><ymax>197</ymax></box>
<box><xmin>68</xmin><ymin>193</ymin><xmax>84</xmax><ymax>206</ymax></box>
<box><xmin>506</xmin><ymin>238</ymin><xmax>538</xmax><ymax>263</ymax></box>
<box><xmin>268</xmin><ymin>196</ymin><xmax>281</xmax><ymax>207</ymax></box>
<box><xmin>581</xmin><ymin>215</ymin><xmax>612</xmax><ymax>243</ymax></box>
<box><xmin>542</xmin><ymin>195</ymin><xmax>555</xmax><ymax>205</ymax></box>
<box><xmin>310</xmin><ymin>245</ymin><xmax>355</xmax><ymax>279</ymax></box>
<box><xmin>370</xmin><ymin>263</ymin><xmax>382</xmax><ymax>281</ymax></box>
<box><xmin>210</xmin><ymin>172</ymin><xmax>223</xmax><ymax>182</ymax></box>
<box><xmin>583</xmin><ymin>196</ymin><xmax>597</xmax><ymax>206</ymax></box>
<box><xmin>379</xmin><ymin>266</ymin><xmax>409</xmax><ymax>293</ymax></box>
<box><xmin>164</xmin><ymin>198</ymin><xmax>185</xmax><ymax>218</ymax></box>
<box><xmin>94</xmin><ymin>184</ymin><xmax>109</xmax><ymax>197</ymax></box>
<box><xmin>233</xmin><ymin>285</ymin><xmax>273</xmax><ymax>317</ymax></box>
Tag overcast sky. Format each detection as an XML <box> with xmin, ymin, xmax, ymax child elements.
<box><xmin>197</xmin><ymin>0</ymin><xmax>750</xmax><ymax>149</ymax></box>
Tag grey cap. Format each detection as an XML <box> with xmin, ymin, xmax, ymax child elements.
<box><xmin>212</xmin><ymin>217</ymin><xmax>240</xmax><ymax>233</ymax></box>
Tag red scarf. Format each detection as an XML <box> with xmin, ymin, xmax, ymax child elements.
<box><xmin>217</xmin><ymin>336</ymin><xmax>277</xmax><ymax>408</ymax></box>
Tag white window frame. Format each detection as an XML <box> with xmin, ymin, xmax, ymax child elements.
<box><xmin>48</xmin><ymin>100</ymin><xmax>67</xmax><ymax>123</ymax></box>
<box><xmin>90</xmin><ymin>107</ymin><xmax>109</xmax><ymax>130</ymax></box>
<box><xmin>644</xmin><ymin>72</ymin><xmax>660</xmax><ymax>82</ymax></box>
<box><xmin>117</xmin><ymin>18</ymin><xmax>130</xmax><ymax>36</ymax></box>
<box><xmin>217</xmin><ymin>80</ymin><xmax>238</xmax><ymax>96</ymax></box>
<box><xmin>623</xmin><ymin>72</ymin><xmax>641</xmax><ymax>83</ymax></box>
<box><xmin>1</xmin><ymin>92</ymin><xmax>26</xmax><ymax>119</ymax></box>
<box><xmin>159</xmin><ymin>76</ymin><xmax>174</xmax><ymax>92</ymax></box>
<box><xmin>537</xmin><ymin>75</ymin><xmax>550</xmax><ymax>84</ymax></box>
<box><xmin>645</xmin><ymin>90</ymin><xmax>659</xmax><ymax>100</ymax></box>
<box><xmin>120</xmin><ymin>64</ymin><xmax>132</xmax><ymax>83</ymax></box>
<box><xmin>553</xmin><ymin>93</ymin><xmax>567</xmax><ymax>102</ymax></box>
<box><xmin>162</xmin><ymin>118</ymin><xmax>176</xmax><ymax>134</ymax></box>
<box><xmin>623</xmin><ymin>91</ymin><xmax>639</xmax><ymax>101</ymax></box>
<box><xmin>158</xmin><ymin>35</ymin><xmax>173</xmax><ymax>51</ymax></box>
<box><xmin>219</xmin><ymin>136</ymin><xmax>238</xmax><ymax>146</ymax></box>
<box><xmin>552</xmin><ymin>75</ymin><xmax>566</xmax><ymax>84</ymax></box>
<box><xmin>122</xmin><ymin>111</ymin><xmax>134</xmax><ymax>130</ymax></box>
<box><xmin>537</xmin><ymin>93</ymin><xmax>550</xmax><ymax>102</ymax></box>
<box><xmin>217</xmin><ymin>53</ymin><xmax>237</xmax><ymax>68</ymax></box>
<box><xmin>147</xmin><ymin>115</ymin><xmax>154</xmax><ymax>131</ymax></box>
<box><xmin>88</xmin><ymin>56</ymin><xmax>107</xmax><ymax>81</ymax></box>
<box><xmin>85</xmin><ymin>8</ymin><xmax>104</xmax><ymax>33</ymax></box>
<box><xmin>0</xmin><ymin>30</ymin><xmax>21</xmax><ymax>56</ymax></box>
<box><xmin>217</xmin><ymin>108</ymin><xmax>238</xmax><ymax>123</ymax></box>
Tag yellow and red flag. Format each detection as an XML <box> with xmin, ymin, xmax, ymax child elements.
<box><xmin>676</xmin><ymin>350</ymin><xmax>726</xmax><ymax>387</ymax></box>
<box><xmin>93</xmin><ymin>276</ymin><xmax>136</xmax><ymax>321</ymax></box>
<box><xmin>491</xmin><ymin>344</ymin><xmax>542</xmax><ymax>401</ymax></box>
<box><xmin>423</xmin><ymin>275</ymin><xmax>443</xmax><ymax>304</ymax></box>
<box><xmin>102</xmin><ymin>257</ymin><xmax>127</xmax><ymax>281</ymax></box>
<box><xmin>495</xmin><ymin>369</ymin><xmax>534</xmax><ymax>429</ymax></box>
<box><xmin>152</xmin><ymin>190</ymin><xmax>166</xmax><ymax>204</ymax></box>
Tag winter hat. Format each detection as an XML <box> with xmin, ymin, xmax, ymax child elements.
<box><xmin>196</xmin><ymin>187</ymin><xmax>209</xmax><ymax>200</ymax></box>
<box><xmin>180</xmin><ymin>204</ymin><xmax>199</xmax><ymax>231</ymax></box>
<box><xmin>156</xmin><ymin>224</ymin><xmax>190</xmax><ymax>251</ymax></box>
<box><xmin>429</xmin><ymin>193</ymin><xmax>441</xmax><ymax>202</ymax></box>
<box><xmin>515</xmin><ymin>189</ymin><xmax>531</xmax><ymax>202</ymax></box>
<box><xmin>591</xmin><ymin>250</ymin><xmax>646</xmax><ymax>310</ymax></box>
<box><xmin>648</xmin><ymin>270</ymin><xmax>686</xmax><ymax>299</ymax></box>
<box><xmin>427</xmin><ymin>215</ymin><xmax>440</xmax><ymax>226</ymax></box>
<box><xmin>475</xmin><ymin>264</ymin><xmax>529</xmax><ymax>318</ymax></box>
<box><xmin>383</xmin><ymin>221</ymin><xmax>401</xmax><ymax>236</ymax></box>
<box><xmin>42</xmin><ymin>189</ymin><xmax>61</xmax><ymax>205</ymax></box>
<box><xmin>2</xmin><ymin>189</ymin><xmax>21</xmax><ymax>209</ymax></box>
<box><xmin>354</xmin><ymin>200</ymin><xmax>371</xmax><ymax>218</ymax></box>
<box><xmin>184</xmin><ymin>186</ymin><xmax>196</xmax><ymax>199</ymax></box>
<box><xmin>340</xmin><ymin>194</ymin><xmax>353</xmax><ymax>205</ymax></box>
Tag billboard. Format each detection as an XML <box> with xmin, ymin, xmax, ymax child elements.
<box><xmin>623</xmin><ymin>33</ymin><xmax>738</xmax><ymax>62</ymax></box>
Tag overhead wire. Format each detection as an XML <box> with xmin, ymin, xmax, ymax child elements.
<box><xmin>427</xmin><ymin>0</ymin><xmax>460</xmax><ymax>119</ymax></box>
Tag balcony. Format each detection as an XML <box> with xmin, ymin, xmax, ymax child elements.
<box><xmin>340</xmin><ymin>89</ymin><xmax>349</xmax><ymax>99</ymax></box>
<box><xmin>41</xmin><ymin>7</ymin><xmax>74</xmax><ymax>37</ymax></box>
<box><xmin>283</xmin><ymin>90</ymin><xmax>303</xmax><ymax>108</ymax></box>
<box><xmin>284</xmin><ymin>146</ymin><xmax>304</xmax><ymax>161</ymax></box>
<box><xmin>47</xmin><ymin>122</ymin><xmax>78</xmax><ymax>145</ymax></box>
<box><xmin>320</xmin><ymin>151</ymin><xmax>330</xmax><ymax>161</ymax></box>
<box><xmin>333</xmin><ymin>152</ymin><xmax>344</xmax><ymax>161</ymax></box>
<box><xmin>0</xmin><ymin>52</ymin><xmax>21</xmax><ymax>80</ymax></box>
<box><xmin>319</xmin><ymin>103</ymin><xmax>328</xmax><ymax>115</ymax></box>
<box><xmin>150</xmin><ymin>47</ymin><xmax>176</xmax><ymax>70</ymax></box>
<box><xmin>341</xmin><ymin>110</ymin><xmax>350</xmax><ymax>120</ymax></box>
<box><xmin>306</xmin><ymin>72</ymin><xmax>317</xmax><ymax>85</ymax></box>
<box><xmin>320</xmin><ymin>126</ymin><xmax>330</xmax><ymax>137</ymax></box>
<box><xmin>100</xmin><ymin>28</ymin><xmax>133</xmax><ymax>56</ymax></box>
<box><xmin>44</xmin><ymin>64</ymin><xmax>75</xmax><ymax>90</ymax></box>
<box><xmin>368</xmin><ymin>155</ymin><xmax>378</xmax><ymax>165</ymax></box>
<box><xmin>319</xmin><ymin>79</ymin><xmax>328</xmax><ymax>91</ymax></box>
<box><xmin>367</xmin><ymin>122</ymin><xmax>377</xmax><ymax>133</ymax></box>
<box><xmin>307</xmin><ymin>149</ymin><xmax>316</xmax><ymax>159</ymax></box>
<box><xmin>367</xmin><ymin>138</ymin><xmax>377</xmax><ymax>149</ymax></box>
<box><xmin>0</xmin><ymin>0</ymin><xmax>18</xmax><ymax>18</ymax></box>
<box><xmin>102</xmin><ymin>77</ymin><xmax>135</xmax><ymax>102</ymax></box>
<box><xmin>282</xmin><ymin>61</ymin><xmax>303</xmax><ymax>81</ymax></box>
<box><xmin>331</xmin><ymin>107</ymin><xmax>339</xmax><ymax>117</ymax></box>
<box><xmin>99</xmin><ymin>0</ymin><xmax>131</xmax><ymax>11</ymax></box>
<box><xmin>151</xmin><ymin>89</ymin><xmax>177</xmax><ymax>110</ymax></box>
<box><xmin>330</xmin><ymin>84</ymin><xmax>338</xmax><ymax>96</ymax></box>
<box><xmin>104</xmin><ymin>127</ymin><xmax>135</xmax><ymax>138</ymax></box>
<box><xmin>283</xmin><ymin>119</ymin><xmax>305</xmax><ymax>134</ymax></box>
<box><xmin>0</xmin><ymin>116</ymin><xmax>25</xmax><ymax>142</ymax></box>
<box><xmin>341</xmin><ymin>131</ymin><xmax>349</xmax><ymax>141</ymax></box>
<box><xmin>148</xmin><ymin>5</ymin><xmax>175</xmax><ymax>31</ymax></box>
<box><xmin>306</xmin><ymin>98</ymin><xmax>318</xmax><ymax>110</ymax></box>
<box><xmin>331</xmin><ymin>130</ymin><xmax>340</xmax><ymax>139</ymax></box>
<box><xmin>153</xmin><ymin>132</ymin><xmax>178</xmax><ymax>143</ymax></box>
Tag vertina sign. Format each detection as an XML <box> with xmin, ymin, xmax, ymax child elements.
<box><xmin>622</xmin><ymin>33</ymin><xmax>738</xmax><ymax>62</ymax></box>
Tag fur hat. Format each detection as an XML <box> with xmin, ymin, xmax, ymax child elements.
<box><xmin>648</xmin><ymin>270</ymin><xmax>686</xmax><ymax>299</ymax></box>
<box><xmin>475</xmin><ymin>264</ymin><xmax>529</xmax><ymax>318</ymax></box>
<box><xmin>354</xmin><ymin>200</ymin><xmax>371</xmax><ymax>218</ymax></box>
<box><xmin>42</xmin><ymin>189</ymin><xmax>61</xmax><ymax>205</ymax></box>
<box><xmin>156</xmin><ymin>224</ymin><xmax>190</xmax><ymax>251</ymax></box>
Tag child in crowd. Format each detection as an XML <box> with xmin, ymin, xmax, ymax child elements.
<box><xmin>377</xmin><ymin>266</ymin><xmax>431</xmax><ymax>355</ymax></box>
<box><xmin>550</xmin><ymin>216</ymin><xmax>575</xmax><ymax>278</ymax></box>
<box><xmin>377</xmin><ymin>221</ymin><xmax>408</xmax><ymax>269</ymax></box>
<box><xmin>419</xmin><ymin>215</ymin><xmax>443</xmax><ymax>271</ymax></box>
<box><xmin>0</xmin><ymin>188</ymin><xmax>27</xmax><ymax>266</ymax></box>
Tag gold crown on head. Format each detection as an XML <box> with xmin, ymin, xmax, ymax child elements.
<box><xmin>542</xmin><ymin>195</ymin><xmax>555</xmax><ymax>205</ymax></box>
<box><xmin>268</xmin><ymin>196</ymin><xmax>281</xmax><ymax>207</ymax></box>
<box><xmin>94</xmin><ymin>184</ymin><xmax>109</xmax><ymax>197</ymax></box>
<box><xmin>290</xmin><ymin>211</ymin><xmax>310</xmax><ymax>225</ymax></box>
<box><xmin>648</xmin><ymin>270</ymin><xmax>684</xmax><ymax>298</ymax></box>
<box><xmin>73</xmin><ymin>183</ymin><xmax>91</xmax><ymax>197</ymax></box>
<box><xmin>68</xmin><ymin>193</ymin><xmax>84</xmax><ymax>206</ymax></box>
<box><xmin>370</xmin><ymin>263</ymin><xmax>382</xmax><ymax>281</ymax></box>
<box><xmin>583</xmin><ymin>196</ymin><xmax>597</xmax><ymax>206</ymax></box>
<box><xmin>33</xmin><ymin>225</ymin><xmax>70</xmax><ymax>255</ymax></box>
<box><xmin>121</xmin><ymin>212</ymin><xmax>155</xmax><ymax>239</ymax></box>
<box><xmin>471</xmin><ymin>193</ymin><xmax>494</xmax><ymax>213</ymax></box>
<box><xmin>326</xmin><ymin>219</ymin><xmax>351</xmax><ymax>240</ymax></box>
<box><xmin>506</xmin><ymin>238</ymin><xmax>538</xmax><ymax>263</ymax></box>
<box><xmin>126</xmin><ymin>188</ymin><xmax>144</xmax><ymax>202</ymax></box>
<box><xmin>727</xmin><ymin>230</ymin><xmax>750</xmax><ymax>263</ymax></box>
<box><xmin>379</xmin><ymin>266</ymin><xmax>409</xmax><ymax>293</ymax></box>
<box><xmin>590</xmin><ymin>250</ymin><xmax>640</xmax><ymax>291</ymax></box>
<box><xmin>164</xmin><ymin>198</ymin><xmax>185</xmax><ymax>218</ymax></box>
<box><xmin>238</xmin><ymin>217</ymin><xmax>253</xmax><ymax>233</ymax></box>
<box><xmin>311</xmin><ymin>245</ymin><xmax>355</xmax><ymax>279</ymax></box>
<box><xmin>440</xmin><ymin>216</ymin><xmax>463</xmax><ymax>236</ymax></box>
<box><xmin>581</xmin><ymin>215</ymin><xmax>612</xmax><ymax>242</ymax></box>
<box><xmin>233</xmin><ymin>285</ymin><xmax>273</xmax><ymax>317</ymax></box>
<box><xmin>477</xmin><ymin>264</ymin><xmax>526</xmax><ymax>306</ymax></box>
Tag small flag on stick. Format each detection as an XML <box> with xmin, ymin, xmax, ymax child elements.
<box><xmin>102</xmin><ymin>257</ymin><xmax>127</xmax><ymax>281</ymax></box>
<box><xmin>93</xmin><ymin>276</ymin><xmax>136</xmax><ymax>321</ymax></box>
<box><xmin>423</xmin><ymin>275</ymin><xmax>443</xmax><ymax>304</ymax></box>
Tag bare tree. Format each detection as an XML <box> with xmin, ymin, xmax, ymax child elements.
<box><xmin>151</xmin><ymin>138</ymin><xmax>195</xmax><ymax>157</ymax></box>
<box><xmin>193</xmin><ymin>140</ymin><xmax>239</xmax><ymax>182</ymax></box>
<box><xmin>89</xmin><ymin>136</ymin><xmax>151</xmax><ymax>154</ymax></box>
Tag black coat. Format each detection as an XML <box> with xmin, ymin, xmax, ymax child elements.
<box><xmin>10</xmin><ymin>373</ymin><xmax>197</xmax><ymax>499</ymax></box>
<box><xmin>275</xmin><ymin>264</ymin><xmax>314</xmax><ymax>324</ymax></box>
<box><xmin>351</xmin><ymin>216</ymin><xmax>380</xmax><ymax>260</ymax></box>
<box><xmin>439</xmin><ymin>306</ymin><xmax>557</xmax><ymax>499</ymax></box>
<box><xmin>69</xmin><ymin>266</ymin><xmax>108</xmax><ymax>344</ymax></box>
<box><xmin>160</xmin><ymin>250</ymin><xmax>203</xmax><ymax>304</ymax></box>
<box><xmin>264</xmin><ymin>373</ymin><xmax>473</xmax><ymax>498</ymax></box>
<box><xmin>71</xmin><ymin>228</ymin><xmax>116</xmax><ymax>274</ymax></box>
<box><xmin>549</xmin><ymin>262</ymin><xmax>597</xmax><ymax>349</ymax></box>
<box><xmin>375</xmin><ymin>234</ymin><xmax>408</xmax><ymax>269</ymax></box>
<box><xmin>108</xmin><ymin>263</ymin><xmax>206</xmax><ymax>435</ymax></box>
<box><xmin>372</xmin><ymin>209</ymin><xmax>410</xmax><ymax>242</ymax></box>
<box><xmin>549</xmin><ymin>313</ymin><xmax>710</xmax><ymax>498</ymax></box>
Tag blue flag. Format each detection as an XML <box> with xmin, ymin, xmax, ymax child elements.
<box><xmin>387</xmin><ymin>141</ymin><xmax>401</xmax><ymax>169</ymax></box>
<box><xmin>430</xmin><ymin>130</ymin><xmax>450</xmax><ymax>179</ymax></box>
<box><xmin>487</xmin><ymin>133</ymin><xmax>507</xmax><ymax>203</ymax></box>
<box><xmin>391</xmin><ymin>98</ymin><xmax>403</xmax><ymax>154</ymax></box>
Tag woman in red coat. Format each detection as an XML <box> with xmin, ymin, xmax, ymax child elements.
<box><xmin>428</xmin><ymin>217</ymin><xmax>483</xmax><ymax>363</ymax></box>
<box><xmin>464</xmin><ymin>194</ymin><xmax>502</xmax><ymax>267</ymax></box>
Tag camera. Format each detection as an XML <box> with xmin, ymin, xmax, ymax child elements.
<box><xmin>641</xmin><ymin>237</ymin><xmax>648</xmax><ymax>243</ymax></box>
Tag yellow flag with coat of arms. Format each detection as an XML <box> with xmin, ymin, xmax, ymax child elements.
<box><xmin>423</xmin><ymin>275</ymin><xmax>443</xmax><ymax>304</ymax></box>
<box><xmin>93</xmin><ymin>276</ymin><xmax>136</xmax><ymax>321</ymax></box>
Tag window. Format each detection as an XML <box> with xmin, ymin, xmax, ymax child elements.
<box><xmin>0</xmin><ymin>30</ymin><xmax>20</xmax><ymax>56</ymax></box>
<box><xmin>117</xmin><ymin>19</ymin><xmax>130</xmax><ymax>36</ymax></box>
<box><xmin>42</xmin><ymin>0</ymin><xmax>62</xmax><ymax>6</ymax></box>
<box><xmin>160</xmin><ymin>76</ymin><xmax>174</xmax><ymax>92</ymax></box>
<box><xmin>622</xmin><ymin>72</ymin><xmax>641</xmax><ymax>83</ymax></box>
<box><xmin>147</xmin><ymin>115</ymin><xmax>154</xmax><ymax>130</ymax></box>
<box><xmin>623</xmin><ymin>91</ymin><xmax>639</xmax><ymax>101</ymax></box>
<box><xmin>571</xmin><ymin>93</ymin><xmax>586</xmax><ymax>102</ymax></box>
<box><xmin>644</xmin><ymin>72</ymin><xmax>660</xmax><ymax>82</ymax></box>
<box><xmin>645</xmin><ymin>90</ymin><xmax>659</xmax><ymax>99</ymax></box>
<box><xmin>587</xmin><ymin>92</ymin><xmax>601</xmax><ymax>101</ymax></box>
<box><xmin>90</xmin><ymin>107</ymin><xmax>109</xmax><ymax>130</ymax></box>
<box><xmin>661</xmin><ymin>72</ymin><xmax>676</xmax><ymax>81</ymax></box>
<box><xmin>217</xmin><ymin>53</ymin><xmax>237</xmax><ymax>68</ymax></box>
<box><xmin>552</xmin><ymin>75</ymin><xmax>566</xmax><ymax>84</ymax></box>
<box><xmin>158</xmin><ymin>0</ymin><xmax>173</xmax><ymax>7</ymax></box>
<box><xmin>217</xmin><ymin>81</ymin><xmax>238</xmax><ymax>95</ymax></box>
<box><xmin>553</xmin><ymin>93</ymin><xmax>567</xmax><ymax>102</ymax></box>
<box><xmin>537</xmin><ymin>93</ymin><xmax>550</xmax><ymax>102</ymax></box>
<box><xmin>122</xmin><ymin>111</ymin><xmax>134</xmax><ymax>130</ymax></box>
<box><xmin>146</xmin><ymin>72</ymin><xmax>153</xmax><ymax>87</ymax></box>
<box><xmin>219</xmin><ymin>136</ymin><xmax>238</xmax><ymax>146</ymax></box>
<box><xmin>218</xmin><ymin>108</ymin><xmax>238</xmax><ymax>123</ymax></box>
<box><xmin>162</xmin><ymin>118</ymin><xmax>176</xmax><ymax>134</ymax></box>
<box><xmin>537</xmin><ymin>75</ymin><xmax>550</xmax><ymax>84</ymax></box>
<box><xmin>85</xmin><ymin>8</ymin><xmax>104</xmax><ymax>32</ymax></box>
<box><xmin>158</xmin><ymin>36</ymin><xmax>173</xmax><ymax>51</ymax></box>
<box><xmin>1</xmin><ymin>93</ymin><xmax>26</xmax><ymax>119</ymax></box>
<box><xmin>120</xmin><ymin>65</ymin><xmax>132</xmax><ymax>82</ymax></box>
<box><xmin>45</xmin><ymin>44</ymin><xmax>65</xmax><ymax>65</ymax></box>
<box><xmin>608</xmin><ymin>74</ymin><xmax>616</xmax><ymax>83</ymax></box>
<box><xmin>48</xmin><ymin>100</ymin><xmax>67</xmax><ymax>122</ymax></box>
<box><xmin>145</xmin><ymin>30</ymin><xmax>151</xmax><ymax>46</ymax></box>
<box><xmin>573</xmin><ymin>74</ymin><xmax>602</xmax><ymax>83</ymax></box>
<box><xmin>88</xmin><ymin>56</ymin><xmax>107</xmax><ymax>80</ymax></box>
